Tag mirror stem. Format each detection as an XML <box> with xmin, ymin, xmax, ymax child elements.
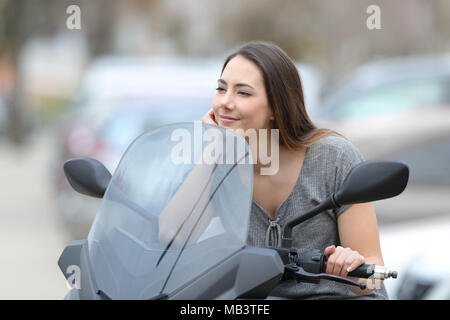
<box><xmin>281</xmin><ymin>196</ymin><xmax>339</xmax><ymax>248</ymax></box>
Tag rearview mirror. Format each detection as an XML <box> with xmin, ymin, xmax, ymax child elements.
<box><xmin>281</xmin><ymin>161</ymin><xmax>409</xmax><ymax>248</ymax></box>
<box><xmin>333</xmin><ymin>161</ymin><xmax>409</xmax><ymax>206</ymax></box>
<box><xmin>63</xmin><ymin>157</ymin><xmax>112</xmax><ymax>198</ymax></box>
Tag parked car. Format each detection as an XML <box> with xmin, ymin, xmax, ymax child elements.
<box><xmin>379</xmin><ymin>214</ymin><xmax>450</xmax><ymax>299</ymax></box>
<box><xmin>294</xmin><ymin>62</ymin><xmax>325</xmax><ymax>119</ymax></box>
<box><xmin>318</xmin><ymin>55</ymin><xmax>450</xmax><ymax>119</ymax></box>
<box><xmin>315</xmin><ymin>56</ymin><xmax>450</xmax><ymax>224</ymax></box>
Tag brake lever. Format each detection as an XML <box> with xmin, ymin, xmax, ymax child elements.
<box><xmin>285</xmin><ymin>263</ymin><xmax>367</xmax><ymax>290</ymax></box>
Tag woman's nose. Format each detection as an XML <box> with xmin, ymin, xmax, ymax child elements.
<box><xmin>218</xmin><ymin>92</ymin><xmax>235</xmax><ymax>110</ymax></box>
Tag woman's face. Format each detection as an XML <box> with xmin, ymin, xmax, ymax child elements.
<box><xmin>212</xmin><ymin>55</ymin><xmax>274</xmax><ymax>132</ymax></box>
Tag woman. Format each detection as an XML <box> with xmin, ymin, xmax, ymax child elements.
<box><xmin>202</xmin><ymin>41</ymin><xmax>388</xmax><ymax>299</ymax></box>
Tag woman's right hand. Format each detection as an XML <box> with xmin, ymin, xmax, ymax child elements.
<box><xmin>202</xmin><ymin>108</ymin><xmax>218</xmax><ymax>125</ymax></box>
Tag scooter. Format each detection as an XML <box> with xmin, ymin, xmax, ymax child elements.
<box><xmin>58</xmin><ymin>122</ymin><xmax>408</xmax><ymax>300</ymax></box>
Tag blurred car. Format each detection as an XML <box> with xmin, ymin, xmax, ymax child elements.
<box><xmin>318</xmin><ymin>55</ymin><xmax>450</xmax><ymax>119</ymax></box>
<box><xmin>379</xmin><ymin>214</ymin><xmax>450</xmax><ymax>299</ymax></box>
<box><xmin>69</xmin><ymin>56</ymin><xmax>325</xmax><ymax>123</ymax></box>
<box><xmin>295</xmin><ymin>62</ymin><xmax>325</xmax><ymax>119</ymax></box>
<box><xmin>315</xmin><ymin>56</ymin><xmax>450</xmax><ymax>224</ymax></box>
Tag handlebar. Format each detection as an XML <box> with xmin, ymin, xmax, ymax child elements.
<box><xmin>274</xmin><ymin>248</ymin><xmax>398</xmax><ymax>289</ymax></box>
<box><xmin>296</xmin><ymin>248</ymin><xmax>398</xmax><ymax>280</ymax></box>
<box><xmin>335</xmin><ymin>262</ymin><xmax>398</xmax><ymax>280</ymax></box>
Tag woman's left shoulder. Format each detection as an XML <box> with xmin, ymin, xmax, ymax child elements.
<box><xmin>311</xmin><ymin>135</ymin><xmax>362</xmax><ymax>161</ymax></box>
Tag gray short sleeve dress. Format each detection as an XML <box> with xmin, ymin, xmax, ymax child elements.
<box><xmin>247</xmin><ymin>135</ymin><xmax>389</xmax><ymax>300</ymax></box>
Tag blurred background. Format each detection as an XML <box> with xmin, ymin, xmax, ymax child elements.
<box><xmin>0</xmin><ymin>0</ymin><xmax>449</xmax><ymax>299</ymax></box>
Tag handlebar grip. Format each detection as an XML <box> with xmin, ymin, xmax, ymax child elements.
<box><xmin>323</xmin><ymin>261</ymin><xmax>397</xmax><ymax>280</ymax></box>
<box><xmin>348</xmin><ymin>264</ymin><xmax>376</xmax><ymax>278</ymax></box>
<box><xmin>322</xmin><ymin>261</ymin><xmax>375</xmax><ymax>279</ymax></box>
<box><xmin>295</xmin><ymin>250</ymin><xmax>398</xmax><ymax>280</ymax></box>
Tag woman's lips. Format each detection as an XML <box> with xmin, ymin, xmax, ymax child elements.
<box><xmin>219</xmin><ymin>115</ymin><xmax>239</xmax><ymax>123</ymax></box>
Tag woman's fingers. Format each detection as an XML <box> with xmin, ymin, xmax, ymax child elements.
<box><xmin>325</xmin><ymin>246</ymin><xmax>364</xmax><ymax>278</ymax></box>
<box><xmin>202</xmin><ymin>108</ymin><xmax>218</xmax><ymax>125</ymax></box>
<box><xmin>332</xmin><ymin>247</ymin><xmax>350</xmax><ymax>277</ymax></box>
<box><xmin>346</xmin><ymin>252</ymin><xmax>365</xmax><ymax>274</ymax></box>
<box><xmin>324</xmin><ymin>245</ymin><xmax>335</xmax><ymax>257</ymax></box>
<box><xmin>208</xmin><ymin>108</ymin><xmax>217</xmax><ymax>124</ymax></box>
<box><xmin>325</xmin><ymin>246</ymin><xmax>342</xmax><ymax>274</ymax></box>
<box><xmin>324</xmin><ymin>245</ymin><xmax>335</xmax><ymax>274</ymax></box>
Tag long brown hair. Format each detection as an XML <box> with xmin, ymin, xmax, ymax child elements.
<box><xmin>221</xmin><ymin>41</ymin><xmax>340</xmax><ymax>150</ymax></box>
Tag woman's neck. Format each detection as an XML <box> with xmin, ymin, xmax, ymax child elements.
<box><xmin>253</xmin><ymin>143</ymin><xmax>305</xmax><ymax>177</ymax></box>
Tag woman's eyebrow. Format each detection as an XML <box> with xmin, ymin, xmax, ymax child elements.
<box><xmin>218</xmin><ymin>78</ymin><xmax>255</xmax><ymax>89</ymax></box>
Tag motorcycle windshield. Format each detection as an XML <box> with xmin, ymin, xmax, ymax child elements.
<box><xmin>87</xmin><ymin>122</ymin><xmax>253</xmax><ymax>299</ymax></box>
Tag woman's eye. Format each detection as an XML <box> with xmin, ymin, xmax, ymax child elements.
<box><xmin>215</xmin><ymin>87</ymin><xmax>225</xmax><ymax>92</ymax></box>
<box><xmin>238</xmin><ymin>91</ymin><xmax>251</xmax><ymax>96</ymax></box>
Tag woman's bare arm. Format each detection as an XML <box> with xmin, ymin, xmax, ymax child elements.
<box><xmin>337</xmin><ymin>202</ymin><xmax>385</xmax><ymax>295</ymax></box>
